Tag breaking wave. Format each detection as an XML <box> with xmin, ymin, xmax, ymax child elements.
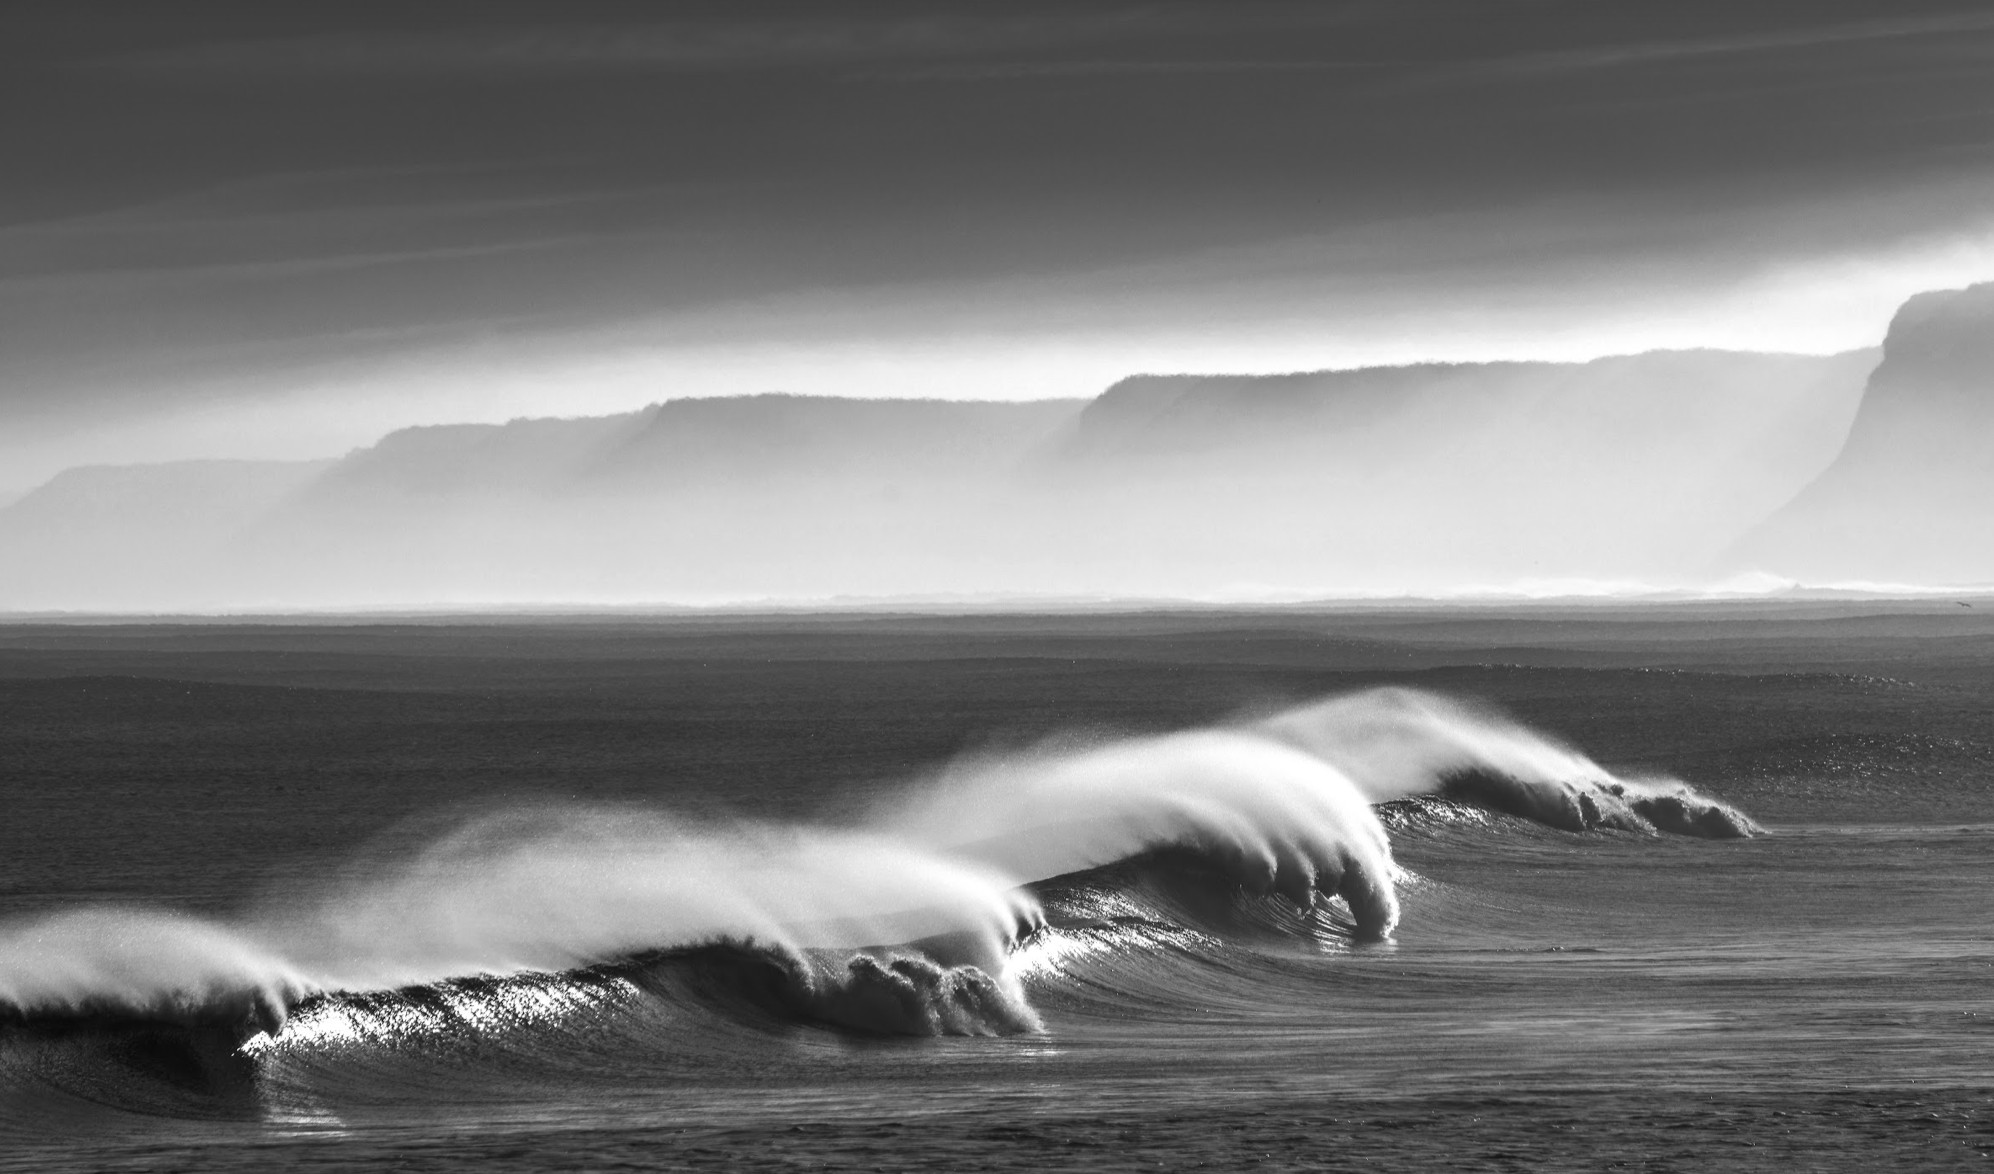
<box><xmin>886</xmin><ymin>730</ymin><xmax>1400</xmax><ymax>938</ymax></box>
<box><xmin>0</xmin><ymin>909</ymin><xmax>307</xmax><ymax>1037</ymax></box>
<box><xmin>1</xmin><ymin>812</ymin><xmax>1039</xmax><ymax>1041</ymax></box>
<box><xmin>0</xmin><ymin>686</ymin><xmax>1755</xmax><ymax>1077</ymax></box>
<box><xmin>1261</xmin><ymin>688</ymin><xmax>1761</xmax><ymax>837</ymax></box>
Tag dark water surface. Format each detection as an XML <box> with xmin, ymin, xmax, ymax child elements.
<box><xmin>2</xmin><ymin>605</ymin><xmax>1992</xmax><ymax>1170</ymax></box>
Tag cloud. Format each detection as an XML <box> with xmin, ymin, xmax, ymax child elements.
<box><xmin>1441</xmin><ymin>10</ymin><xmax>1994</xmax><ymax>84</ymax></box>
<box><xmin>85</xmin><ymin>9</ymin><xmax>1252</xmax><ymax>76</ymax></box>
<box><xmin>882</xmin><ymin>57</ymin><xmax>1383</xmax><ymax>81</ymax></box>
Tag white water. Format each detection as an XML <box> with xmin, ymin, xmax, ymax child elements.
<box><xmin>887</xmin><ymin>730</ymin><xmax>1401</xmax><ymax>937</ymax></box>
<box><xmin>1263</xmin><ymin>688</ymin><xmax>1760</xmax><ymax>836</ymax></box>
<box><xmin>0</xmin><ymin>687</ymin><xmax>1755</xmax><ymax>1031</ymax></box>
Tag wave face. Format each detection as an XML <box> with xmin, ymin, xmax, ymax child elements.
<box><xmin>0</xmin><ymin>687</ymin><xmax>1755</xmax><ymax>1091</ymax></box>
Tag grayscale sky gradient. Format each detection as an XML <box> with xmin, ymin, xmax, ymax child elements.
<box><xmin>7</xmin><ymin>1</ymin><xmax>1994</xmax><ymax>490</ymax></box>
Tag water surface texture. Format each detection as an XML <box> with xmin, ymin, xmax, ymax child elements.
<box><xmin>2</xmin><ymin>606</ymin><xmax>1991</xmax><ymax>1171</ymax></box>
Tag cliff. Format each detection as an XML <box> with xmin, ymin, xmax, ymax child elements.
<box><xmin>1736</xmin><ymin>283</ymin><xmax>1994</xmax><ymax>584</ymax></box>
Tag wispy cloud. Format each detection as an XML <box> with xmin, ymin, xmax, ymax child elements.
<box><xmin>884</xmin><ymin>57</ymin><xmax>1386</xmax><ymax>81</ymax></box>
<box><xmin>0</xmin><ymin>236</ymin><xmax>585</xmax><ymax>293</ymax></box>
<box><xmin>1483</xmin><ymin>11</ymin><xmax>1994</xmax><ymax>78</ymax></box>
<box><xmin>89</xmin><ymin>9</ymin><xmax>1254</xmax><ymax>76</ymax></box>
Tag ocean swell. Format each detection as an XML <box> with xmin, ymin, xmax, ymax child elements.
<box><xmin>0</xmin><ymin>686</ymin><xmax>1757</xmax><ymax>1054</ymax></box>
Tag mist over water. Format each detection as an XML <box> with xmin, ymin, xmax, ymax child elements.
<box><xmin>11</xmin><ymin>299</ymin><xmax>1994</xmax><ymax>604</ymax></box>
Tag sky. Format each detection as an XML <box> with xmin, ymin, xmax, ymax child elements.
<box><xmin>7</xmin><ymin>0</ymin><xmax>1994</xmax><ymax>492</ymax></box>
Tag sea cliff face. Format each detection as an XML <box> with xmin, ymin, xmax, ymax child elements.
<box><xmin>0</xmin><ymin>347</ymin><xmax>1882</xmax><ymax>609</ymax></box>
<box><xmin>0</xmin><ymin>460</ymin><xmax>334</xmax><ymax>608</ymax></box>
<box><xmin>1048</xmin><ymin>349</ymin><xmax>1874</xmax><ymax>588</ymax></box>
<box><xmin>1737</xmin><ymin>283</ymin><xmax>1994</xmax><ymax>584</ymax></box>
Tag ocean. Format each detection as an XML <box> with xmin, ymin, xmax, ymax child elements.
<box><xmin>2</xmin><ymin>606</ymin><xmax>1991</xmax><ymax>1171</ymax></box>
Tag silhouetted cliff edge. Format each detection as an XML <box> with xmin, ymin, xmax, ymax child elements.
<box><xmin>1736</xmin><ymin>283</ymin><xmax>1994</xmax><ymax>584</ymax></box>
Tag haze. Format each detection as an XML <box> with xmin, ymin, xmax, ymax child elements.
<box><xmin>3</xmin><ymin>2</ymin><xmax>1992</xmax><ymax>605</ymax></box>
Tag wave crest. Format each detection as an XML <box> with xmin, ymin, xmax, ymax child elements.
<box><xmin>1262</xmin><ymin>688</ymin><xmax>1760</xmax><ymax>838</ymax></box>
<box><xmin>257</xmin><ymin>807</ymin><xmax>1039</xmax><ymax>991</ymax></box>
<box><xmin>0</xmin><ymin>909</ymin><xmax>306</xmax><ymax>1036</ymax></box>
<box><xmin>887</xmin><ymin>730</ymin><xmax>1400</xmax><ymax>939</ymax></box>
<box><xmin>0</xmin><ymin>686</ymin><xmax>1760</xmax><ymax>1047</ymax></box>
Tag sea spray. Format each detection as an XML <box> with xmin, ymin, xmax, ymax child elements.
<box><xmin>254</xmin><ymin>806</ymin><xmax>1040</xmax><ymax>990</ymax></box>
<box><xmin>0</xmin><ymin>908</ymin><xmax>308</xmax><ymax>1034</ymax></box>
<box><xmin>0</xmin><ymin>686</ymin><xmax>1759</xmax><ymax>1043</ymax></box>
<box><xmin>1261</xmin><ymin>688</ymin><xmax>1760</xmax><ymax>837</ymax></box>
<box><xmin>0</xmin><ymin>811</ymin><xmax>1042</xmax><ymax>1038</ymax></box>
<box><xmin>886</xmin><ymin>730</ymin><xmax>1401</xmax><ymax>939</ymax></box>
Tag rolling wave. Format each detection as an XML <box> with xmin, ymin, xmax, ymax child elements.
<box><xmin>885</xmin><ymin>729</ymin><xmax>1401</xmax><ymax>938</ymax></box>
<box><xmin>0</xmin><ymin>686</ymin><xmax>1756</xmax><ymax>1105</ymax></box>
<box><xmin>1262</xmin><ymin>688</ymin><xmax>1761</xmax><ymax>837</ymax></box>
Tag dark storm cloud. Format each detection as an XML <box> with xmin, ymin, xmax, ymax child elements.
<box><xmin>4</xmin><ymin>1</ymin><xmax>1994</xmax><ymax>486</ymax></box>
